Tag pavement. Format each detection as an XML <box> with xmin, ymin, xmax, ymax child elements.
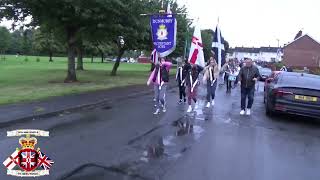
<box><xmin>0</xmin><ymin>79</ymin><xmax>176</xmax><ymax>128</ymax></box>
<box><xmin>0</xmin><ymin>77</ymin><xmax>320</xmax><ymax>180</ymax></box>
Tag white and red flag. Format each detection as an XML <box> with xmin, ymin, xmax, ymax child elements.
<box><xmin>188</xmin><ymin>22</ymin><xmax>205</xmax><ymax>67</ymax></box>
<box><xmin>3</xmin><ymin>150</ymin><xmax>19</xmax><ymax>170</ymax></box>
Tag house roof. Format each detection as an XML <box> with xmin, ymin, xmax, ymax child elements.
<box><xmin>285</xmin><ymin>34</ymin><xmax>320</xmax><ymax>48</ymax></box>
<box><xmin>260</xmin><ymin>47</ymin><xmax>280</xmax><ymax>53</ymax></box>
<box><xmin>229</xmin><ymin>46</ymin><xmax>282</xmax><ymax>53</ymax></box>
<box><xmin>233</xmin><ymin>47</ymin><xmax>260</xmax><ymax>53</ymax></box>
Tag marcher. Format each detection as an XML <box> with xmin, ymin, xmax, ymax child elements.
<box><xmin>203</xmin><ymin>57</ymin><xmax>219</xmax><ymax>108</ymax></box>
<box><xmin>147</xmin><ymin>58</ymin><xmax>172</xmax><ymax>114</ymax></box>
<box><xmin>176</xmin><ymin>61</ymin><xmax>187</xmax><ymax>104</ymax></box>
<box><xmin>237</xmin><ymin>58</ymin><xmax>260</xmax><ymax>115</ymax></box>
<box><xmin>185</xmin><ymin>63</ymin><xmax>203</xmax><ymax>112</ymax></box>
<box><xmin>222</xmin><ymin>59</ymin><xmax>236</xmax><ymax>93</ymax></box>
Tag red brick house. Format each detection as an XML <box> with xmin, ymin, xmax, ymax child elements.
<box><xmin>283</xmin><ymin>34</ymin><xmax>320</xmax><ymax>72</ymax></box>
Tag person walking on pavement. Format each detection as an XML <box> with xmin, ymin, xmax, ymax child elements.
<box><xmin>237</xmin><ymin>58</ymin><xmax>260</xmax><ymax>115</ymax></box>
<box><xmin>203</xmin><ymin>56</ymin><xmax>219</xmax><ymax>108</ymax></box>
<box><xmin>185</xmin><ymin>63</ymin><xmax>204</xmax><ymax>113</ymax></box>
<box><xmin>147</xmin><ymin>57</ymin><xmax>172</xmax><ymax>114</ymax></box>
<box><xmin>176</xmin><ymin>60</ymin><xmax>187</xmax><ymax>104</ymax></box>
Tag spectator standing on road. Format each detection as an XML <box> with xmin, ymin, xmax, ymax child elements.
<box><xmin>203</xmin><ymin>56</ymin><xmax>219</xmax><ymax>108</ymax></box>
<box><xmin>237</xmin><ymin>58</ymin><xmax>260</xmax><ymax>115</ymax></box>
<box><xmin>147</xmin><ymin>58</ymin><xmax>172</xmax><ymax>115</ymax></box>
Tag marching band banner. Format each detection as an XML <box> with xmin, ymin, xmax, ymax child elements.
<box><xmin>150</xmin><ymin>14</ymin><xmax>177</xmax><ymax>57</ymax></box>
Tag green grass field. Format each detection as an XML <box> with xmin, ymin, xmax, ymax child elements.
<box><xmin>0</xmin><ymin>55</ymin><xmax>159</xmax><ymax>105</ymax></box>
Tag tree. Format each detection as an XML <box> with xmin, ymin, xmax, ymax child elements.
<box><xmin>8</xmin><ymin>30</ymin><xmax>23</xmax><ymax>54</ymax></box>
<box><xmin>1</xmin><ymin>0</ymin><xmax>127</xmax><ymax>82</ymax></box>
<box><xmin>33</xmin><ymin>27</ymin><xmax>64</xmax><ymax>62</ymax></box>
<box><xmin>201</xmin><ymin>29</ymin><xmax>213</xmax><ymax>61</ymax></box>
<box><xmin>0</xmin><ymin>26</ymin><xmax>11</xmax><ymax>56</ymax></box>
<box><xmin>22</xmin><ymin>28</ymin><xmax>34</xmax><ymax>55</ymax></box>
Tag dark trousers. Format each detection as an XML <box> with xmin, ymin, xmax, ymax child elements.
<box><xmin>178</xmin><ymin>84</ymin><xmax>186</xmax><ymax>100</ymax></box>
<box><xmin>241</xmin><ymin>86</ymin><xmax>255</xmax><ymax>110</ymax></box>
<box><xmin>206</xmin><ymin>80</ymin><xmax>217</xmax><ymax>102</ymax></box>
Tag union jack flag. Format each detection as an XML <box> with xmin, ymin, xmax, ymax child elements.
<box><xmin>37</xmin><ymin>151</ymin><xmax>54</xmax><ymax>170</ymax></box>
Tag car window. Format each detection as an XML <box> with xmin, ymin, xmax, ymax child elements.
<box><xmin>279</xmin><ymin>74</ymin><xmax>320</xmax><ymax>88</ymax></box>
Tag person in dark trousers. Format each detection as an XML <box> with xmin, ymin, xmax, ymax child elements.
<box><xmin>222</xmin><ymin>59</ymin><xmax>236</xmax><ymax>93</ymax></box>
<box><xmin>237</xmin><ymin>58</ymin><xmax>260</xmax><ymax>116</ymax></box>
<box><xmin>176</xmin><ymin>61</ymin><xmax>187</xmax><ymax>104</ymax></box>
<box><xmin>185</xmin><ymin>63</ymin><xmax>203</xmax><ymax>113</ymax></box>
<box><xmin>203</xmin><ymin>57</ymin><xmax>219</xmax><ymax>108</ymax></box>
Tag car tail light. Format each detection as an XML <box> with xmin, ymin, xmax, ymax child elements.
<box><xmin>272</xmin><ymin>89</ymin><xmax>293</xmax><ymax>97</ymax></box>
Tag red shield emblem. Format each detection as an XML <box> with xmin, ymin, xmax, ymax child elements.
<box><xmin>18</xmin><ymin>149</ymin><xmax>39</xmax><ymax>171</ymax></box>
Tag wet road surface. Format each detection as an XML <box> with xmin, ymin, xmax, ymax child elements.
<box><xmin>0</xmin><ymin>80</ymin><xmax>319</xmax><ymax>180</ymax></box>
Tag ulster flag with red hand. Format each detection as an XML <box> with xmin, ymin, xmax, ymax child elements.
<box><xmin>188</xmin><ymin>22</ymin><xmax>205</xmax><ymax>67</ymax></box>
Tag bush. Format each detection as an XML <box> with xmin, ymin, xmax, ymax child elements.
<box><xmin>24</xmin><ymin>57</ymin><xmax>29</xmax><ymax>62</ymax></box>
<box><xmin>36</xmin><ymin>57</ymin><xmax>40</xmax><ymax>62</ymax></box>
<box><xmin>274</xmin><ymin>62</ymin><xmax>285</xmax><ymax>70</ymax></box>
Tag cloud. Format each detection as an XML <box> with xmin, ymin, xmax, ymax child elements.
<box><xmin>178</xmin><ymin>0</ymin><xmax>320</xmax><ymax>47</ymax></box>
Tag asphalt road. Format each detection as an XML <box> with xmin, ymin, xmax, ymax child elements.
<box><xmin>0</xmin><ymin>80</ymin><xmax>320</xmax><ymax>180</ymax></box>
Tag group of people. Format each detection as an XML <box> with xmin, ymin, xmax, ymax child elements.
<box><xmin>147</xmin><ymin>55</ymin><xmax>260</xmax><ymax>116</ymax></box>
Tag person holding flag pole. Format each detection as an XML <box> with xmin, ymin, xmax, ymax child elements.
<box><xmin>185</xmin><ymin>20</ymin><xmax>205</xmax><ymax>113</ymax></box>
<box><xmin>212</xmin><ymin>20</ymin><xmax>226</xmax><ymax>87</ymax></box>
<box><xmin>147</xmin><ymin>57</ymin><xmax>172</xmax><ymax>114</ymax></box>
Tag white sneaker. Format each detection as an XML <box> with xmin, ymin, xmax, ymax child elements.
<box><xmin>206</xmin><ymin>102</ymin><xmax>211</xmax><ymax>108</ymax></box>
<box><xmin>240</xmin><ymin>110</ymin><xmax>245</xmax><ymax>115</ymax></box>
<box><xmin>246</xmin><ymin>109</ymin><xmax>251</xmax><ymax>115</ymax></box>
<box><xmin>194</xmin><ymin>103</ymin><xmax>199</xmax><ymax>109</ymax></box>
<box><xmin>162</xmin><ymin>106</ymin><xmax>166</xmax><ymax>113</ymax></box>
<box><xmin>153</xmin><ymin>109</ymin><xmax>160</xmax><ymax>115</ymax></box>
<box><xmin>211</xmin><ymin>100</ymin><xmax>215</xmax><ymax>106</ymax></box>
<box><xmin>187</xmin><ymin>105</ymin><xmax>193</xmax><ymax>113</ymax></box>
<box><xmin>153</xmin><ymin>98</ymin><xmax>156</xmax><ymax>102</ymax></box>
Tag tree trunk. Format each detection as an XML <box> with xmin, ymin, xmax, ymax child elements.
<box><xmin>76</xmin><ymin>47</ymin><xmax>84</xmax><ymax>70</ymax></box>
<box><xmin>91</xmin><ymin>55</ymin><xmax>94</xmax><ymax>63</ymax></box>
<box><xmin>111</xmin><ymin>48</ymin><xmax>125</xmax><ymax>76</ymax></box>
<box><xmin>64</xmin><ymin>28</ymin><xmax>78</xmax><ymax>83</ymax></box>
<box><xmin>49</xmin><ymin>51</ymin><xmax>53</xmax><ymax>62</ymax></box>
<box><xmin>101</xmin><ymin>52</ymin><xmax>104</xmax><ymax>63</ymax></box>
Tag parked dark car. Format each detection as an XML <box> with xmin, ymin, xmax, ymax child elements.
<box><xmin>264</xmin><ymin>72</ymin><xmax>320</xmax><ymax>119</ymax></box>
<box><xmin>259</xmin><ymin>68</ymin><xmax>272</xmax><ymax>81</ymax></box>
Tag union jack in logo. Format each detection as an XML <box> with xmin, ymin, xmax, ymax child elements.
<box><xmin>38</xmin><ymin>151</ymin><xmax>54</xmax><ymax>170</ymax></box>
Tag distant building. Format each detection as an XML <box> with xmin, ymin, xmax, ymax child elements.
<box><xmin>283</xmin><ymin>34</ymin><xmax>320</xmax><ymax>71</ymax></box>
<box><xmin>228</xmin><ymin>46</ymin><xmax>283</xmax><ymax>62</ymax></box>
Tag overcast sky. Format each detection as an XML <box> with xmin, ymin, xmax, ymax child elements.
<box><xmin>1</xmin><ymin>0</ymin><xmax>320</xmax><ymax>48</ymax></box>
<box><xmin>177</xmin><ymin>0</ymin><xmax>320</xmax><ymax>47</ymax></box>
